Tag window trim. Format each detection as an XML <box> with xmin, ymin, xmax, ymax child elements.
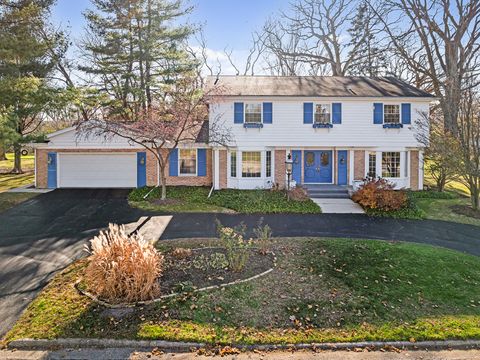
<box><xmin>244</xmin><ymin>102</ymin><xmax>263</xmax><ymax>124</ymax></box>
<box><xmin>314</xmin><ymin>102</ymin><xmax>332</xmax><ymax>124</ymax></box>
<box><xmin>381</xmin><ymin>151</ymin><xmax>401</xmax><ymax>178</ymax></box>
<box><xmin>383</xmin><ymin>104</ymin><xmax>401</xmax><ymax>124</ymax></box>
<box><xmin>178</xmin><ymin>148</ymin><xmax>198</xmax><ymax>176</ymax></box>
<box><xmin>241</xmin><ymin>151</ymin><xmax>262</xmax><ymax>178</ymax></box>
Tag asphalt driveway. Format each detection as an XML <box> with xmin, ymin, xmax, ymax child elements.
<box><xmin>1</xmin><ymin>189</ymin><xmax>480</xmax><ymax>338</ymax></box>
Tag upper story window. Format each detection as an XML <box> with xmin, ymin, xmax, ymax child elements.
<box><xmin>384</xmin><ymin>104</ymin><xmax>400</xmax><ymax>124</ymax></box>
<box><xmin>382</xmin><ymin>152</ymin><xmax>400</xmax><ymax>178</ymax></box>
<box><xmin>315</xmin><ymin>104</ymin><xmax>331</xmax><ymax>124</ymax></box>
<box><xmin>179</xmin><ymin>149</ymin><xmax>197</xmax><ymax>175</ymax></box>
<box><xmin>245</xmin><ymin>103</ymin><xmax>262</xmax><ymax>123</ymax></box>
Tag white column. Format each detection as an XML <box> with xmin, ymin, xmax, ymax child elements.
<box><xmin>214</xmin><ymin>149</ymin><xmax>220</xmax><ymax>190</ymax></box>
<box><xmin>349</xmin><ymin>150</ymin><xmax>354</xmax><ymax>185</ymax></box>
<box><xmin>419</xmin><ymin>150</ymin><xmax>424</xmax><ymax>190</ymax></box>
<box><xmin>406</xmin><ymin>151</ymin><xmax>411</xmax><ymax>188</ymax></box>
<box><xmin>400</xmin><ymin>151</ymin><xmax>407</xmax><ymax>178</ymax></box>
<box><xmin>376</xmin><ymin>151</ymin><xmax>382</xmax><ymax>178</ymax></box>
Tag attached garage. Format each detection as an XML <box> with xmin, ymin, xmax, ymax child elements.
<box><xmin>58</xmin><ymin>153</ymin><xmax>138</xmax><ymax>188</ymax></box>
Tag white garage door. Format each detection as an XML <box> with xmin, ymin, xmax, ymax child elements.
<box><xmin>58</xmin><ymin>153</ymin><xmax>137</xmax><ymax>188</ymax></box>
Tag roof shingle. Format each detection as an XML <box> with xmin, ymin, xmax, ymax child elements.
<box><xmin>207</xmin><ymin>75</ymin><xmax>434</xmax><ymax>98</ymax></box>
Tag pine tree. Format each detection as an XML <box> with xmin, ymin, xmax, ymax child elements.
<box><xmin>347</xmin><ymin>1</ymin><xmax>387</xmax><ymax>77</ymax></box>
<box><xmin>80</xmin><ymin>0</ymin><xmax>195</xmax><ymax>121</ymax></box>
<box><xmin>0</xmin><ymin>0</ymin><xmax>64</xmax><ymax>173</ymax></box>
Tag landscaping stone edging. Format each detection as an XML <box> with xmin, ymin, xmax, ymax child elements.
<box><xmin>74</xmin><ymin>267</ymin><xmax>275</xmax><ymax>309</ymax></box>
<box><xmin>8</xmin><ymin>338</ymin><xmax>480</xmax><ymax>353</ymax></box>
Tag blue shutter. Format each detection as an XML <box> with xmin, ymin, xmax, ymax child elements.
<box><xmin>303</xmin><ymin>103</ymin><xmax>313</xmax><ymax>124</ymax></box>
<box><xmin>332</xmin><ymin>103</ymin><xmax>342</xmax><ymax>124</ymax></box>
<box><xmin>373</xmin><ymin>103</ymin><xmax>383</xmax><ymax>124</ymax></box>
<box><xmin>263</xmin><ymin>102</ymin><xmax>272</xmax><ymax>124</ymax></box>
<box><xmin>401</xmin><ymin>103</ymin><xmax>411</xmax><ymax>124</ymax></box>
<box><xmin>137</xmin><ymin>152</ymin><xmax>147</xmax><ymax>188</ymax></box>
<box><xmin>169</xmin><ymin>148</ymin><xmax>178</xmax><ymax>176</ymax></box>
<box><xmin>234</xmin><ymin>102</ymin><xmax>244</xmax><ymax>124</ymax></box>
<box><xmin>292</xmin><ymin>150</ymin><xmax>302</xmax><ymax>184</ymax></box>
<box><xmin>47</xmin><ymin>152</ymin><xmax>57</xmax><ymax>189</ymax></box>
<box><xmin>197</xmin><ymin>149</ymin><xmax>207</xmax><ymax>176</ymax></box>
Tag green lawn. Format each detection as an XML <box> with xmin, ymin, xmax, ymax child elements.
<box><xmin>6</xmin><ymin>237</ymin><xmax>480</xmax><ymax>345</ymax></box>
<box><xmin>129</xmin><ymin>186</ymin><xmax>321</xmax><ymax>214</ymax></box>
<box><xmin>0</xmin><ymin>153</ymin><xmax>35</xmax><ymax>192</ymax></box>
<box><xmin>416</xmin><ymin>196</ymin><xmax>480</xmax><ymax>227</ymax></box>
<box><xmin>0</xmin><ymin>192</ymin><xmax>37</xmax><ymax>213</ymax></box>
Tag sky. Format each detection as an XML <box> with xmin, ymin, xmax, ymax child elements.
<box><xmin>51</xmin><ymin>0</ymin><xmax>291</xmax><ymax>73</ymax></box>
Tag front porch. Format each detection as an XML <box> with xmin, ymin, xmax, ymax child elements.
<box><xmin>302</xmin><ymin>184</ymin><xmax>364</xmax><ymax>214</ymax></box>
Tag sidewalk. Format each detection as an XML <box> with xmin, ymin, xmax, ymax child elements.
<box><xmin>2</xmin><ymin>349</ymin><xmax>480</xmax><ymax>360</ymax></box>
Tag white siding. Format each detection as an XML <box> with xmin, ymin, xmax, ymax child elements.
<box><xmin>210</xmin><ymin>97</ymin><xmax>430</xmax><ymax>149</ymax></box>
<box><xmin>47</xmin><ymin>128</ymin><xmax>141</xmax><ymax>149</ymax></box>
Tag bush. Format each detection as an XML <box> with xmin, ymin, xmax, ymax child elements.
<box><xmin>288</xmin><ymin>186</ymin><xmax>310</xmax><ymax>201</ymax></box>
<box><xmin>352</xmin><ymin>178</ymin><xmax>407</xmax><ymax>211</ymax></box>
<box><xmin>366</xmin><ymin>192</ymin><xmax>425</xmax><ymax>219</ymax></box>
<box><xmin>217</xmin><ymin>221</ymin><xmax>252</xmax><ymax>272</ymax></box>
<box><xmin>409</xmin><ymin>190</ymin><xmax>458</xmax><ymax>199</ymax></box>
<box><xmin>253</xmin><ymin>218</ymin><xmax>273</xmax><ymax>255</ymax></box>
<box><xmin>84</xmin><ymin>223</ymin><xmax>163</xmax><ymax>304</ymax></box>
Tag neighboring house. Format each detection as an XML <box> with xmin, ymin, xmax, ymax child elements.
<box><xmin>34</xmin><ymin>76</ymin><xmax>433</xmax><ymax>190</ymax></box>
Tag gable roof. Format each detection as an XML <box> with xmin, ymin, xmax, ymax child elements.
<box><xmin>207</xmin><ymin>75</ymin><xmax>434</xmax><ymax>98</ymax></box>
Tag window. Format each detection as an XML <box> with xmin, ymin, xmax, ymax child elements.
<box><xmin>179</xmin><ymin>149</ymin><xmax>197</xmax><ymax>175</ymax></box>
<box><xmin>382</xmin><ymin>152</ymin><xmax>400</xmax><ymax>178</ymax></box>
<box><xmin>315</xmin><ymin>104</ymin><xmax>331</xmax><ymax>124</ymax></box>
<box><xmin>384</xmin><ymin>104</ymin><xmax>400</xmax><ymax>123</ymax></box>
<box><xmin>266</xmin><ymin>151</ymin><xmax>272</xmax><ymax>177</ymax></box>
<box><xmin>242</xmin><ymin>152</ymin><xmax>261</xmax><ymax>178</ymax></box>
<box><xmin>245</xmin><ymin>103</ymin><xmax>262</xmax><ymax>123</ymax></box>
<box><xmin>368</xmin><ymin>152</ymin><xmax>376</xmax><ymax>178</ymax></box>
<box><xmin>230</xmin><ymin>151</ymin><xmax>237</xmax><ymax>177</ymax></box>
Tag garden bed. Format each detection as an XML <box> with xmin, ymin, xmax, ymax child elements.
<box><xmin>129</xmin><ymin>186</ymin><xmax>321</xmax><ymax>214</ymax></box>
<box><xmin>6</xmin><ymin>237</ymin><xmax>480</xmax><ymax>345</ymax></box>
<box><xmin>161</xmin><ymin>247</ymin><xmax>274</xmax><ymax>294</ymax></box>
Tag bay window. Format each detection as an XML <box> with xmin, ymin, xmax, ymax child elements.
<box><xmin>368</xmin><ymin>152</ymin><xmax>376</xmax><ymax>178</ymax></box>
<box><xmin>242</xmin><ymin>151</ymin><xmax>261</xmax><ymax>178</ymax></box>
<box><xmin>230</xmin><ymin>151</ymin><xmax>237</xmax><ymax>177</ymax></box>
<box><xmin>266</xmin><ymin>151</ymin><xmax>272</xmax><ymax>177</ymax></box>
<box><xmin>382</xmin><ymin>152</ymin><xmax>400</xmax><ymax>178</ymax></box>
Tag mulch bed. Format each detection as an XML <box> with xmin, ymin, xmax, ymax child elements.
<box><xmin>451</xmin><ymin>205</ymin><xmax>480</xmax><ymax>219</ymax></box>
<box><xmin>160</xmin><ymin>247</ymin><xmax>274</xmax><ymax>294</ymax></box>
<box><xmin>151</xmin><ymin>198</ymin><xmax>184</xmax><ymax>206</ymax></box>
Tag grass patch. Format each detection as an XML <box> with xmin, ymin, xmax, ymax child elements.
<box><xmin>6</xmin><ymin>237</ymin><xmax>480</xmax><ymax>345</ymax></box>
<box><xmin>416</xmin><ymin>196</ymin><xmax>480</xmax><ymax>227</ymax></box>
<box><xmin>0</xmin><ymin>153</ymin><xmax>35</xmax><ymax>192</ymax></box>
<box><xmin>129</xmin><ymin>186</ymin><xmax>321</xmax><ymax>214</ymax></box>
<box><xmin>0</xmin><ymin>152</ymin><xmax>34</xmax><ymax>173</ymax></box>
<box><xmin>0</xmin><ymin>192</ymin><xmax>37</xmax><ymax>213</ymax></box>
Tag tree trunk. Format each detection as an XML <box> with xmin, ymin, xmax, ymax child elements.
<box><xmin>12</xmin><ymin>143</ymin><xmax>22</xmax><ymax>174</ymax></box>
<box><xmin>471</xmin><ymin>186</ymin><xmax>479</xmax><ymax>211</ymax></box>
<box><xmin>0</xmin><ymin>145</ymin><xmax>7</xmax><ymax>161</ymax></box>
<box><xmin>159</xmin><ymin>163</ymin><xmax>167</xmax><ymax>200</ymax></box>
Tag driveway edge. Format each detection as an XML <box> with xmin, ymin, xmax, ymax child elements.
<box><xmin>8</xmin><ymin>338</ymin><xmax>480</xmax><ymax>353</ymax></box>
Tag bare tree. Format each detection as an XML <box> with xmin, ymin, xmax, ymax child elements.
<box><xmin>370</xmin><ymin>0</ymin><xmax>480</xmax><ymax>134</ymax></box>
<box><xmin>79</xmin><ymin>76</ymin><xmax>231</xmax><ymax>200</ymax></box>
<box><xmin>256</xmin><ymin>0</ymin><xmax>384</xmax><ymax>76</ymax></box>
<box><xmin>457</xmin><ymin>87</ymin><xmax>480</xmax><ymax>210</ymax></box>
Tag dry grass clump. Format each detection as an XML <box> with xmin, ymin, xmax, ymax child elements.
<box><xmin>171</xmin><ymin>247</ymin><xmax>193</xmax><ymax>260</ymax></box>
<box><xmin>84</xmin><ymin>223</ymin><xmax>163</xmax><ymax>304</ymax></box>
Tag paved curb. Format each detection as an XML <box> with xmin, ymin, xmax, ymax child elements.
<box><xmin>8</xmin><ymin>338</ymin><xmax>480</xmax><ymax>353</ymax></box>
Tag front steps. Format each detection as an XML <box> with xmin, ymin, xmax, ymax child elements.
<box><xmin>303</xmin><ymin>184</ymin><xmax>365</xmax><ymax>214</ymax></box>
<box><xmin>303</xmin><ymin>184</ymin><xmax>350</xmax><ymax>199</ymax></box>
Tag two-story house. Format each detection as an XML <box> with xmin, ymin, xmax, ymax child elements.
<box><xmin>33</xmin><ymin>76</ymin><xmax>433</xmax><ymax>191</ymax></box>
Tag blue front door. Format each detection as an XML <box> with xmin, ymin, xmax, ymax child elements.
<box><xmin>304</xmin><ymin>150</ymin><xmax>332</xmax><ymax>183</ymax></box>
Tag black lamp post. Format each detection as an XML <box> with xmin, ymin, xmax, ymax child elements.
<box><xmin>285</xmin><ymin>153</ymin><xmax>293</xmax><ymax>200</ymax></box>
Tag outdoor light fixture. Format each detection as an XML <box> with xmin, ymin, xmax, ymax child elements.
<box><xmin>285</xmin><ymin>153</ymin><xmax>293</xmax><ymax>200</ymax></box>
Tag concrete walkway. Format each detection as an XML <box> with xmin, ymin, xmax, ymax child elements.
<box><xmin>313</xmin><ymin>198</ymin><xmax>365</xmax><ymax>213</ymax></box>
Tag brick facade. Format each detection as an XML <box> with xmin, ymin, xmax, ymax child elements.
<box><xmin>410</xmin><ymin>150</ymin><xmax>419</xmax><ymax>190</ymax></box>
<box><xmin>354</xmin><ymin>150</ymin><xmax>365</xmax><ymax>180</ymax></box>
<box><xmin>35</xmin><ymin>148</ymin><xmax>213</xmax><ymax>189</ymax></box>
<box><xmin>218</xmin><ymin>150</ymin><xmax>227</xmax><ymax>189</ymax></box>
<box><xmin>274</xmin><ymin>150</ymin><xmax>286</xmax><ymax>188</ymax></box>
